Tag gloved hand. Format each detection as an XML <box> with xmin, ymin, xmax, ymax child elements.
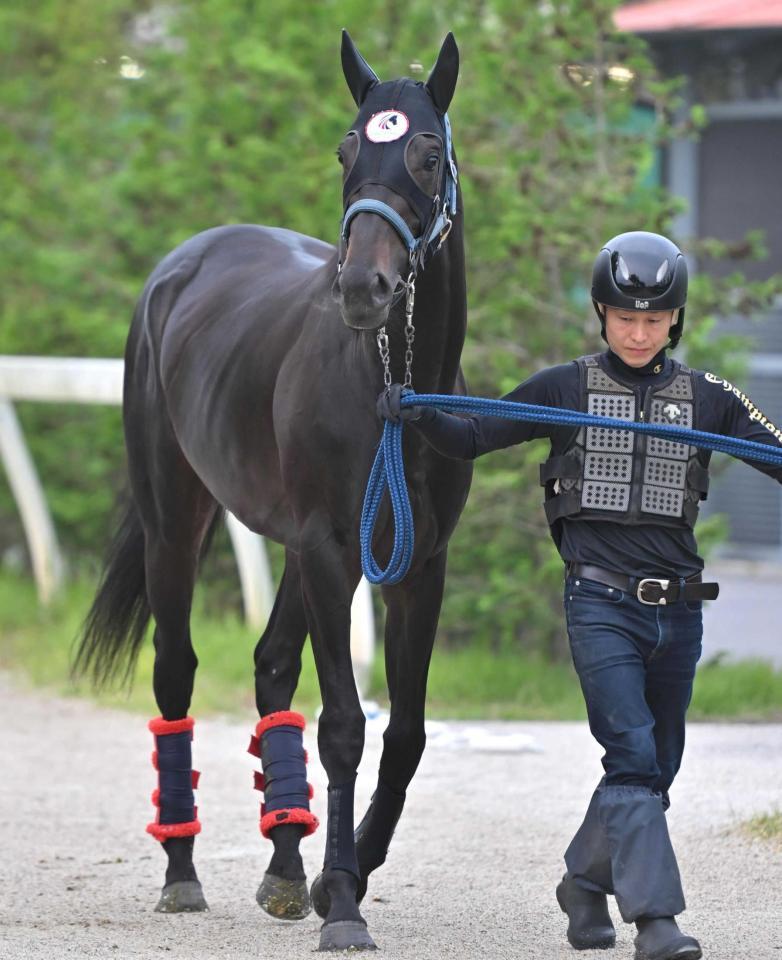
<box><xmin>376</xmin><ymin>383</ymin><xmax>425</xmax><ymax>423</ymax></box>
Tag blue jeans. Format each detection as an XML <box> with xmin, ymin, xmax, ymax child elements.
<box><xmin>562</xmin><ymin>574</ymin><xmax>703</xmax><ymax>920</ymax></box>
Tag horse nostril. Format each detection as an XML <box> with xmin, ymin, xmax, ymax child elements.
<box><xmin>369</xmin><ymin>273</ymin><xmax>393</xmax><ymax>308</ymax></box>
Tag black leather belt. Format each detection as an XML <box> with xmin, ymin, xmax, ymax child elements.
<box><xmin>567</xmin><ymin>562</ymin><xmax>719</xmax><ymax>605</ymax></box>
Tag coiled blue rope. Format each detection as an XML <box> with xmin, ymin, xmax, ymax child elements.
<box><xmin>360</xmin><ymin>392</ymin><xmax>782</xmax><ymax>584</ymax></box>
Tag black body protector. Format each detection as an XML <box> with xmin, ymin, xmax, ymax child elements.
<box><xmin>540</xmin><ymin>355</ymin><xmax>710</xmax><ymax>528</ymax></box>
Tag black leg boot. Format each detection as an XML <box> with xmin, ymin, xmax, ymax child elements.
<box><xmin>556</xmin><ymin>874</ymin><xmax>616</xmax><ymax>950</ymax></box>
<box><xmin>634</xmin><ymin>918</ymin><xmax>701</xmax><ymax>960</ymax></box>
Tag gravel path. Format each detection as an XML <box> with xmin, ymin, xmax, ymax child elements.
<box><xmin>1</xmin><ymin>674</ymin><xmax>780</xmax><ymax>959</ymax></box>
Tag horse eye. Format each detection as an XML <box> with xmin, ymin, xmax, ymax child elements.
<box><xmin>336</xmin><ymin>151</ymin><xmax>344</xmax><ymax>166</ymax></box>
<box><xmin>424</xmin><ymin>154</ymin><xmax>439</xmax><ymax>171</ymax></box>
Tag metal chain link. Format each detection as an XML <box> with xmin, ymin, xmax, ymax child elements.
<box><xmin>375</xmin><ymin>272</ymin><xmax>417</xmax><ymax>391</ymax></box>
<box><xmin>403</xmin><ymin>273</ymin><xmax>416</xmax><ymax>389</ymax></box>
<box><xmin>376</xmin><ymin>327</ymin><xmax>391</xmax><ymax>389</ymax></box>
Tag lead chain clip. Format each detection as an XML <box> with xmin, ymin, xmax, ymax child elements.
<box><xmin>376</xmin><ymin>327</ymin><xmax>392</xmax><ymax>389</ymax></box>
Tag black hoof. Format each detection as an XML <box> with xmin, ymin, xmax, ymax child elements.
<box><xmin>319</xmin><ymin>920</ymin><xmax>377</xmax><ymax>951</ymax></box>
<box><xmin>311</xmin><ymin>870</ymin><xmax>368</xmax><ymax>919</ymax></box>
<box><xmin>256</xmin><ymin>872</ymin><xmax>311</xmax><ymax>920</ymax></box>
<box><xmin>155</xmin><ymin>880</ymin><xmax>209</xmax><ymax>913</ymax></box>
<box><xmin>310</xmin><ymin>871</ymin><xmax>330</xmax><ymax>920</ymax></box>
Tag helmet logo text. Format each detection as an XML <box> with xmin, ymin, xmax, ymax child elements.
<box><xmin>635</xmin><ymin>300</ymin><xmax>649</xmax><ymax>309</ymax></box>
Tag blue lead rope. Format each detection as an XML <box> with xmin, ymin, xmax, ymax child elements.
<box><xmin>360</xmin><ymin>392</ymin><xmax>782</xmax><ymax>585</ymax></box>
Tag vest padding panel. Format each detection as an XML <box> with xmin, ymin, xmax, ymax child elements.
<box><xmin>541</xmin><ymin>355</ymin><xmax>709</xmax><ymax>530</ymax></box>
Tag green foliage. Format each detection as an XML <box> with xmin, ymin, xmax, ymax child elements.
<box><xmin>2</xmin><ymin>0</ymin><xmax>781</xmax><ymax>655</ymax></box>
<box><xmin>0</xmin><ymin>570</ymin><xmax>322</xmax><ymax>717</ymax></box>
<box><xmin>741</xmin><ymin>810</ymin><xmax>782</xmax><ymax>846</ymax></box>
<box><xmin>2</xmin><ymin>572</ymin><xmax>781</xmax><ymax>722</ymax></box>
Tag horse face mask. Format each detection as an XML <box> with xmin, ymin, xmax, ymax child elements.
<box><xmin>342</xmin><ymin>79</ymin><xmax>449</xmax><ymax>236</ymax></box>
<box><xmin>339</xmin><ymin>32</ymin><xmax>459</xmax><ymax>259</ymax></box>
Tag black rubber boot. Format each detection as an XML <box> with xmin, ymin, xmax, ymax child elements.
<box><xmin>634</xmin><ymin>917</ymin><xmax>702</xmax><ymax>960</ymax></box>
<box><xmin>556</xmin><ymin>874</ymin><xmax>616</xmax><ymax>950</ymax></box>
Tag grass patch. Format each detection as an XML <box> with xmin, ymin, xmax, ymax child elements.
<box><xmin>2</xmin><ymin>571</ymin><xmax>782</xmax><ymax>721</ymax></box>
<box><xmin>691</xmin><ymin>656</ymin><xmax>782</xmax><ymax>721</ymax></box>
<box><xmin>0</xmin><ymin>571</ymin><xmax>321</xmax><ymax>718</ymax></box>
<box><xmin>741</xmin><ymin>810</ymin><xmax>782</xmax><ymax>847</ymax></box>
<box><xmin>369</xmin><ymin>645</ymin><xmax>588</xmax><ymax>721</ymax></box>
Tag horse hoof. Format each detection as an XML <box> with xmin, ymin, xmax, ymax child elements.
<box><xmin>154</xmin><ymin>880</ymin><xmax>208</xmax><ymax>913</ymax></box>
<box><xmin>311</xmin><ymin>871</ymin><xmax>369</xmax><ymax>919</ymax></box>
<box><xmin>256</xmin><ymin>872</ymin><xmax>311</xmax><ymax>920</ymax></box>
<box><xmin>310</xmin><ymin>871</ymin><xmax>330</xmax><ymax>919</ymax></box>
<box><xmin>319</xmin><ymin>920</ymin><xmax>377</xmax><ymax>951</ymax></box>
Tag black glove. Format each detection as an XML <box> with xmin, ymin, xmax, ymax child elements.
<box><xmin>376</xmin><ymin>384</ymin><xmax>425</xmax><ymax>423</ymax></box>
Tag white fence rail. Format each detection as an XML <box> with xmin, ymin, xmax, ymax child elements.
<box><xmin>0</xmin><ymin>355</ymin><xmax>375</xmax><ymax>691</ymax></box>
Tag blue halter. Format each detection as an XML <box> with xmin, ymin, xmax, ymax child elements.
<box><xmin>340</xmin><ymin>112</ymin><xmax>458</xmax><ymax>269</ymax></box>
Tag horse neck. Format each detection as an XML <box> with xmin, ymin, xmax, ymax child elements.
<box><xmin>382</xmin><ymin>219</ymin><xmax>467</xmax><ymax>394</ymax></box>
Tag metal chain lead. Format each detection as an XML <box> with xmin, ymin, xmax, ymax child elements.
<box><xmin>375</xmin><ymin>272</ymin><xmax>417</xmax><ymax>391</ymax></box>
<box><xmin>403</xmin><ymin>272</ymin><xmax>416</xmax><ymax>389</ymax></box>
<box><xmin>376</xmin><ymin>327</ymin><xmax>392</xmax><ymax>389</ymax></box>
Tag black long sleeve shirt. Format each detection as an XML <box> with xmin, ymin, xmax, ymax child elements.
<box><xmin>411</xmin><ymin>349</ymin><xmax>782</xmax><ymax>579</ymax></box>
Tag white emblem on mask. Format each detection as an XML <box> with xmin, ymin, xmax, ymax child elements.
<box><xmin>663</xmin><ymin>402</ymin><xmax>681</xmax><ymax>421</ymax></box>
<box><xmin>365</xmin><ymin>110</ymin><xmax>410</xmax><ymax>143</ymax></box>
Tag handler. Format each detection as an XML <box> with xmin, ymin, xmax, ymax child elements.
<box><xmin>378</xmin><ymin>231</ymin><xmax>782</xmax><ymax>960</ymax></box>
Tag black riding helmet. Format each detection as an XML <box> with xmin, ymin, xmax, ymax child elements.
<box><xmin>591</xmin><ymin>231</ymin><xmax>688</xmax><ymax>349</ymax></box>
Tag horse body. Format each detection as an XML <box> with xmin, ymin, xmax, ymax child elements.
<box><xmin>80</xmin><ymin>32</ymin><xmax>471</xmax><ymax>952</ymax></box>
<box><xmin>132</xmin><ymin>221</ymin><xmax>468</xmax><ymax>556</ymax></box>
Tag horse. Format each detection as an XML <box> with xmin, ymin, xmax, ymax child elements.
<box><xmin>76</xmin><ymin>31</ymin><xmax>472</xmax><ymax>952</ymax></box>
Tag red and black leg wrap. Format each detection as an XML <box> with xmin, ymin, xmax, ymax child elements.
<box><xmin>146</xmin><ymin>716</ymin><xmax>202</xmax><ymax>842</ymax></box>
<box><xmin>247</xmin><ymin>711</ymin><xmax>318</xmax><ymax>839</ymax></box>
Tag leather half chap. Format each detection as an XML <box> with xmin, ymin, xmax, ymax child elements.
<box><xmin>147</xmin><ymin>715</ymin><xmax>202</xmax><ymax>841</ymax></box>
<box><xmin>248</xmin><ymin>711</ymin><xmax>318</xmax><ymax>839</ymax></box>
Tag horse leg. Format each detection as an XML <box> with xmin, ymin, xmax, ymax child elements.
<box><xmin>251</xmin><ymin>551</ymin><xmax>313</xmax><ymax>920</ymax></box>
<box><xmin>144</xmin><ymin>525</ymin><xmax>215</xmax><ymax>912</ymax></box>
<box><xmin>310</xmin><ymin>549</ymin><xmax>446</xmax><ymax>922</ymax></box>
<box><xmin>297</xmin><ymin>536</ymin><xmax>376</xmax><ymax>951</ymax></box>
<box><xmin>128</xmin><ymin>393</ymin><xmax>218</xmax><ymax>913</ymax></box>
<box><xmin>355</xmin><ymin>550</ymin><xmax>447</xmax><ymax>901</ymax></box>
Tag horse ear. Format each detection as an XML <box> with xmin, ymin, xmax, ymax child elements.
<box><xmin>341</xmin><ymin>30</ymin><xmax>379</xmax><ymax>106</ymax></box>
<box><xmin>425</xmin><ymin>33</ymin><xmax>459</xmax><ymax>114</ymax></box>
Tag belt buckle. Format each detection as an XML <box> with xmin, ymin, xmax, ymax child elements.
<box><xmin>637</xmin><ymin>578</ymin><xmax>670</xmax><ymax>605</ymax></box>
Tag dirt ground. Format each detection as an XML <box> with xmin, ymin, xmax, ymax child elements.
<box><xmin>1</xmin><ymin>673</ymin><xmax>780</xmax><ymax>959</ymax></box>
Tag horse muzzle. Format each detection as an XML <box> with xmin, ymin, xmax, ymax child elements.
<box><xmin>333</xmin><ymin>264</ymin><xmax>399</xmax><ymax>330</ymax></box>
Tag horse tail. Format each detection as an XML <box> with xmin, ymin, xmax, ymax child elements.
<box><xmin>73</xmin><ymin>495</ymin><xmax>151</xmax><ymax>687</ymax></box>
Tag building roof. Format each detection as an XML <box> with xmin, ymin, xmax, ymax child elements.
<box><xmin>616</xmin><ymin>0</ymin><xmax>782</xmax><ymax>33</ymax></box>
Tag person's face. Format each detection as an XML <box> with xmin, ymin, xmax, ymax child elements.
<box><xmin>602</xmin><ymin>305</ymin><xmax>676</xmax><ymax>367</ymax></box>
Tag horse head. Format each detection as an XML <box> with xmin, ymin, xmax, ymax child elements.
<box><xmin>333</xmin><ymin>31</ymin><xmax>459</xmax><ymax>330</ymax></box>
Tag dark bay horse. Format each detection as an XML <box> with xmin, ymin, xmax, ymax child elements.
<box><xmin>76</xmin><ymin>31</ymin><xmax>472</xmax><ymax>952</ymax></box>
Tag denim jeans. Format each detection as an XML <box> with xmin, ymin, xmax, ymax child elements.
<box><xmin>562</xmin><ymin>574</ymin><xmax>703</xmax><ymax>920</ymax></box>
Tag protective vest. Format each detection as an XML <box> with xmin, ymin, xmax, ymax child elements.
<box><xmin>540</xmin><ymin>355</ymin><xmax>709</xmax><ymax>528</ymax></box>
